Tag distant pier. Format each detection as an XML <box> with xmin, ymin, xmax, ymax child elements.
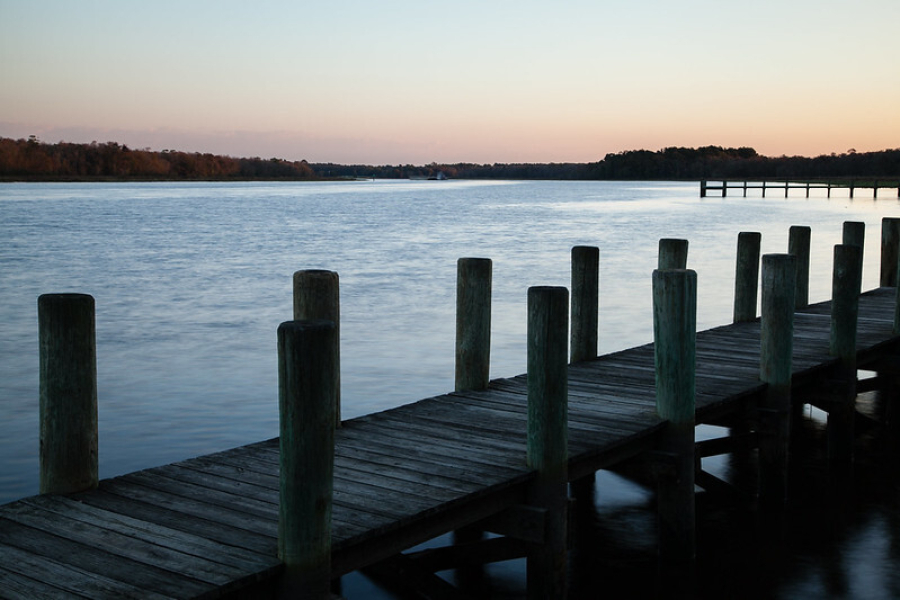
<box><xmin>701</xmin><ymin>179</ymin><xmax>900</xmax><ymax>198</ymax></box>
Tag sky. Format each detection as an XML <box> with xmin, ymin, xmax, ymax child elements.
<box><xmin>1</xmin><ymin>0</ymin><xmax>898</xmax><ymax>165</ymax></box>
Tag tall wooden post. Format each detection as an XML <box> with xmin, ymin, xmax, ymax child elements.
<box><xmin>700</xmin><ymin>180</ymin><xmax>707</xmax><ymax>198</ymax></box>
<box><xmin>842</xmin><ymin>221</ymin><xmax>865</xmax><ymax>280</ymax></box>
<box><xmin>653</xmin><ymin>269</ymin><xmax>696</xmax><ymax>582</ymax></box>
<box><xmin>293</xmin><ymin>270</ymin><xmax>341</xmax><ymax>427</ymax></box>
<box><xmin>733</xmin><ymin>232</ymin><xmax>761</xmax><ymax>322</ymax></box>
<box><xmin>38</xmin><ymin>293</ymin><xmax>98</xmax><ymax>495</ymax></box>
<box><xmin>455</xmin><ymin>258</ymin><xmax>492</xmax><ymax>391</ymax></box>
<box><xmin>788</xmin><ymin>226</ymin><xmax>811</xmax><ymax>309</ymax></box>
<box><xmin>571</xmin><ymin>246</ymin><xmax>599</xmax><ymax>363</ymax></box>
<box><xmin>880</xmin><ymin>217</ymin><xmax>900</xmax><ymax>287</ymax></box>
<box><xmin>452</xmin><ymin>258</ymin><xmax>492</xmax><ymax>589</ymax></box>
<box><xmin>658</xmin><ymin>239</ymin><xmax>688</xmax><ymax>270</ymax></box>
<box><xmin>526</xmin><ymin>286</ymin><xmax>569</xmax><ymax>600</ymax></box>
<box><xmin>277</xmin><ymin>319</ymin><xmax>337</xmax><ymax>599</ymax></box>
<box><xmin>759</xmin><ymin>254</ymin><xmax>796</xmax><ymax>510</ymax></box>
<box><xmin>895</xmin><ymin>249</ymin><xmax>900</xmax><ymax>335</ymax></box>
<box><xmin>829</xmin><ymin>245</ymin><xmax>862</xmax><ymax>466</ymax></box>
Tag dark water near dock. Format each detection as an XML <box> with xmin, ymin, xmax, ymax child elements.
<box><xmin>2</xmin><ymin>180</ymin><xmax>900</xmax><ymax>597</ymax></box>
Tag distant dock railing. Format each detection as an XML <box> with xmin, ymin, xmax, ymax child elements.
<box><xmin>701</xmin><ymin>179</ymin><xmax>900</xmax><ymax>198</ymax></box>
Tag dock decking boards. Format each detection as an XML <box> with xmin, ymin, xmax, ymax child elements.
<box><xmin>1</xmin><ymin>287</ymin><xmax>898</xmax><ymax>598</ymax></box>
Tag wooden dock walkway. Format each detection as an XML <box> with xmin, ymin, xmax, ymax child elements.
<box><xmin>700</xmin><ymin>179</ymin><xmax>900</xmax><ymax>198</ymax></box>
<box><xmin>3</xmin><ymin>226</ymin><xmax>900</xmax><ymax>598</ymax></box>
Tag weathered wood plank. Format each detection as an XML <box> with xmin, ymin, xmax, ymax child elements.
<box><xmin>0</xmin><ymin>565</ymin><xmax>89</xmax><ymax>600</ymax></box>
<box><xmin>0</xmin><ymin>517</ymin><xmax>213</xmax><ymax>599</ymax></box>
<box><xmin>73</xmin><ymin>488</ymin><xmax>276</xmax><ymax>555</ymax></box>
<box><xmin>0</xmin><ymin>543</ymin><xmax>175</xmax><ymax>600</ymax></box>
<box><xmin>20</xmin><ymin>495</ymin><xmax>273</xmax><ymax>574</ymax></box>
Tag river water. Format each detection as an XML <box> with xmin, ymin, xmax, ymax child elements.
<box><xmin>2</xmin><ymin>180</ymin><xmax>899</xmax><ymax>597</ymax></box>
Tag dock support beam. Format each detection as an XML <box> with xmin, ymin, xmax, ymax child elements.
<box><xmin>788</xmin><ymin>226</ymin><xmax>811</xmax><ymax>309</ymax></box>
<box><xmin>277</xmin><ymin>320</ymin><xmax>337</xmax><ymax>600</ymax></box>
<box><xmin>759</xmin><ymin>255</ymin><xmax>796</xmax><ymax>510</ymax></box>
<box><xmin>653</xmin><ymin>268</ymin><xmax>697</xmax><ymax>588</ymax></box>
<box><xmin>38</xmin><ymin>293</ymin><xmax>98</xmax><ymax>495</ymax></box>
<box><xmin>733</xmin><ymin>232</ymin><xmax>761</xmax><ymax>322</ymax></box>
<box><xmin>829</xmin><ymin>245</ymin><xmax>862</xmax><ymax>467</ymax></box>
<box><xmin>526</xmin><ymin>286</ymin><xmax>569</xmax><ymax>600</ymax></box>
<box><xmin>293</xmin><ymin>270</ymin><xmax>341</xmax><ymax>427</ymax></box>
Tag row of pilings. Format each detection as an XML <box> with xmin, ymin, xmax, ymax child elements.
<box><xmin>35</xmin><ymin>217</ymin><xmax>900</xmax><ymax>598</ymax></box>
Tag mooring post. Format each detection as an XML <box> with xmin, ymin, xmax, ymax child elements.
<box><xmin>38</xmin><ymin>293</ymin><xmax>98</xmax><ymax>495</ymax></box>
<box><xmin>733</xmin><ymin>232</ymin><xmax>762</xmax><ymax>322</ymax></box>
<box><xmin>829</xmin><ymin>244</ymin><xmax>862</xmax><ymax>466</ymax></box>
<box><xmin>722</xmin><ymin>180</ymin><xmax>728</xmax><ymax>197</ymax></box>
<box><xmin>658</xmin><ymin>238</ymin><xmax>688</xmax><ymax>270</ymax></box>
<box><xmin>842</xmin><ymin>221</ymin><xmax>865</xmax><ymax>281</ymax></box>
<box><xmin>700</xmin><ymin>180</ymin><xmax>707</xmax><ymax>198</ymax></box>
<box><xmin>293</xmin><ymin>270</ymin><xmax>341</xmax><ymax>428</ymax></box>
<box><xmin>570</xmin><ymin>246</ymin><xmax>600</xmax><ymax>498</ymax></box>
<box><xmin>571</xmin><ymin>246</ymin><xmax>599</xmax><ymax>363</ymax></box>
<box><xmin>880</xmin><ymin>217</ymin><xmax>900</xmax><ymax>287</ymax></box>
<box><xmin>526</xmin><ymin>286</ymin><xmax>569</xmax><ymax>600</ymax></box>
<box><xmin>653</xmin><ymin>268</ymin><xmax>697</xmax><ymax>586</ymax></box>
<box><xmin>452</xmin><ymin>257</ymin><xmax>492</xmax><ymax>589</ymax></box>
<box><xmin>788</xmin><ymin>226</ymin><xmax>812</xmax><ymax>309</ymax></box>
<box><xmin>759</xmin><ymin>254</ymin><xmax>796</xmax><ymax>510</ymax></box>
<box><xmin>455</xmin><ymin>258</ymin><xmax>493</xmax><ymax>392</ymax></box>
<box><xmin>277</xmin><ymin>319</ymin><xmax>337</xmax><ymax>600</ymax></box>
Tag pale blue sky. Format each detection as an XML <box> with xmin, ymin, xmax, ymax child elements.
<box><xmin>1</xmin><ymin>0</ymin><xmax>897</xmax><ymax>163</ymax></box>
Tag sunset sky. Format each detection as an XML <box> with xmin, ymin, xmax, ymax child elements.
<box><xmin>1</xmin><ymin>0</ymin><xmax>897</xmax><ymax>165</ymax></box>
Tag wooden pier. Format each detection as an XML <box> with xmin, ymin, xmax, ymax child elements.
<box><xmin>701</xmin><ymin>179</ymin><xmax>900</xmax><ymax>198</ymax></box>
<box><xmin>4</xmin><ymin>218</ymin><xmax>900</xmax><ymax>598</ymax></box>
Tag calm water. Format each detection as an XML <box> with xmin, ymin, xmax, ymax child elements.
<box><xmin>2</xmin><ymin>180</ymin><xmax>900</xmax><ymax>598</ymax></box>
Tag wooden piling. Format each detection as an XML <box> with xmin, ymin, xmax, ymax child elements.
<box><xmin>652</xmin><ymin>269</ymin><xmax>697</xmax><ymax>577</ymax></box>
<box><xmin>733</xmin><ymin>232</ymin><xmax>761</xmax><ymax>323</ymax></box>
<box><xmin>277</xmin><ymin>319</ymin><xmax>337</xmax><ymax>599</ymax></box>
<box><xmin>842</xmin><ymin>221</ymin><xmax>865</xmax><ymax>280</ymax></box>
<box><xmin>293</xmin><ymin>270</ymin><xmax>341</xmax><ymax>427</ymax></box>
<box><xmin>658</xmin><ymin>238</ymin><xmax>688</xmax><ymax>270</ymax></box>
<box><xmin>880</xmin><ymin>217</ymin><xmax>900</xmax><ymax>287</ymax></box>
<box><xmin>758</xmin><ymin>254</ymin><xmax>796</xmax><ymax>510</ymax></box>
<box><xmin>455</xmin><ymin>258</ymin><xmax>492</xmax><ymax>392</ymax></box>
<box><xmin>788</xmin><ymin>226</ymin><xmax>811</xmax><ymax>309</ymax></box>
<box><xmin>895</xmin><ymin>252</ymin><xmax>900</xmax><ymax>335</ymax></box>
<box><xmin>570</xmin><ymin>246</ymin><xmax>599</xmax><ymax>363</ymax></box>
<box><xmin>829</xmin><ymin>245</ymin><xmax>862</xmax><ymax>466</ymax></box>
<box><xmin>38</xmin><ymin>293</ymin><xmax>98</xmax><ymax>495</ymax></box>
<box><xmin>526</xmin><ymin>286</ymin><xmax>569</xmax><ymax>600</ymax></box>
<box><xmin>452</xmin><ymin>258</ymin><xmax>492</xmax><ymax>588</ymax></box>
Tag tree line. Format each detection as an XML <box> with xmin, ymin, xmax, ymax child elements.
<box><xmin>1</xmin><ymin>136</ymin><xmax>897</xmax><ymax>181</ymax></box>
